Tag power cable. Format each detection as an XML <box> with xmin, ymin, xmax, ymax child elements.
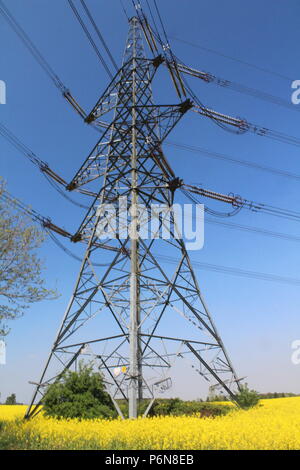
<box><xmin>67</xmin><ymin>0</ymin><xmax>114</xmax><ymax>79</ymax></box>
<box><xmin>206</xmin><ymin>218</ymin><xmax>300</xmax><ymax>244</ymax></box>
<box><xmin>1</xmin><ymin>189</ymin><xmax>110</xmax><ymax>266</ymax></box>
<box><xmin>119</xmin><ymin>0</ymin><xmax>130</xmax><ymax>21</ymax></box>
<box><xmin>46</xmin><ymin>229</ymin><xmax>111</xmax><ymax>267</ymax></box>
<box><xmin>181</xmin><ymin>188</ymin><xmax>242</xmax><ymax>218</ymax></box>
<box><xmin>0</xmin><ymin>0</ymin><xmax>94</xmax><ymax>124</ymax></box>
<box><xmin>132</xmin><ymin>5</ymin><xmax>300</xmax><ymax>147</ymax></box>
<box><xmin>157</xmin><ymin>254</ymin><xmax>300</xmax><ymax>287</ymax></box>
<box><xmin>79</xmin><ymin>0</ymin><xmax>119</xmax><ymax>71</ymax></box>
<box><xmin>152</xmin><ymin>0</ymin><xmax>169</xmax><ymax>45</ymax></box>
<box><xmin>174</xmin><ymin>60</ymin><xmax>300</xmax><ymax>114</ymax></box>
<box><xmin>145</xmin><ymin>0</ymin><xmax>163</xmax><ymax>44</ymax></box>
<box><xmin>138</xmin><ymin>9</ymin><xmax>300</xmax><ymax>146</ymax></box>
<box><xmin>0</xmin><ymin>122</ymin><xmax>89</xmax><ymax>210</ymax></box>
<box><xmin>3</xmin><ymin>187</ymin><xmax>300</xmax><ymax>287</ymax></box>
<box><xmin>169</xmin><ymin>35</ymin><xmax>294</xmax><ymax>82</ymax></box>
<box><xmin>8</xmin><ymin>181</ymin><xmax>297</xmax><ymax>287</ymax></box>
<box><xmin>166</xmin><ymin>141</ymin><xmax>300</xmax><ymax>182</ymax></box>
<box><xmin>183</xmin><ymin>183</ymin><xmax>300</xmax><ymax>223</ymax></box>
<box><xmin>0</xmin><ymin>0</ymin><xmax>66</xmax><ymax>91</ymax></box>
<box><xmin>173</xmin><ymin>55</ymin><xmax>300</xmax><ymax>145</ymax></box>
<box><xmin>181</xmin><ymin>179</ymin><xmax>300</xmax><ymax>224</ymax></box>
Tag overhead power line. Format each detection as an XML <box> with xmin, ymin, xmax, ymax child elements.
<box><xmin>0</xmin><ymin>0</ymin><xmax>65</xmax><ymax>91</ymax></box>
<box><xmin>1</xmin><ymin>189</ymin><xmax>50</xmax><ymax>226</ymax></box>
<box><xmin>157</xmin><ymin>254</ymin><xmax>300</xmax><ymax>287</ymax></box>
<box><xmin>190</xmin><ymin>88</ymin><xmax>300</xmax><ymax>147</ymax></box>
<box><xmin>166</xmin><ymin>141</ymin><xmax>300</xmax><ymax>182</ymax></box>
<box><xmin>145</xmin><ymin>0</ymin><xmax>163</xmax><ymax>44</ymax></box>
<box><xmin>144</xmin><ymin>25</ymin><xmax>300</xmax><ymax>146</ymax></box>
<box><xmin>0</xmin><ymin>122</ymin><xmax>89</xmax><ymax>209</ymax></box>
<box><xmin>153</xmin><ymin>0</ymin><xmax>169</xmax><ymax>45</ymax></box>
<box><xmin>3</xmin><ymin>116</ymin><xmax>300</xmax><ymax>228</ymax></box>
<box><xmin>1</xmin><ymin>189</ymin><xmax>110</xmax><ymax>266</ymax></box>
<box><xmin>79</xmin><ymin>0</ymin><xmax>118</xmax><ymax>71</ymax></box>
<box><xmin>4</xmin><ymin>187</ymin><xmax>299</xmax><ymax>288</ymax></box>
<box><xmin>67</xmin><ymin>0</ymin><xmax>114</xmax><ymax>79</ymax></box>
<box><xmin>0</xmin><ymin>0</ymin><xmax>94</xmax><ymax>122</ymax></box>
<box><xmin>46</xmin><ymin>229</ymin><xmax>111</xmax><ymax>267</ymax></box>
<box><xmin>174</xmin><ymin>60</ymin><xmax>300</xmax><ymax>114</ymax></box>
<box><xmin>4</xmin><ymin>121</ymin><xmax>300</xmax><ymax>247</ymax></box>
<box><xmin>176</xmin><ymin>59</ymin><xmax>300</xmax><ymax>147</ymax></box>
<box><xmin>133</xmin><ymin>8</ymin><xmax>300</xmax><ymax>148</ymax></box>
<box><xmin>119</xmin><ymin>0</ymin><xmax>130</xmax><ymax>21</ymax></box>
<box><xmin>183</xmin><ymin>183</ymin><xmax>300</xmax><ymax>224</ymax></box>
<box><xmin>206</xmin><ymin>218</ymin><xmax>300</xmax><ymax>244</ymax></box>
<box><xmin>169</xmin><ymin>35</ymin><xmax>294</xmax><ymax>82</ymax></box>
<box><xmin>2</xmin><ymin>4</ymin><xmax>300</xmax><ymax>288</ymax></box>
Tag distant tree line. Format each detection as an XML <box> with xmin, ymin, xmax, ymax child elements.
<box><xmin>207</xmin><ymin>392</ymin><xmax>299</xmax><ymax>401</ymax></box>
<box><xmin>257</xmin><ymin>392</ymin><xmax>299</xmax><ymax>399</ymax></box>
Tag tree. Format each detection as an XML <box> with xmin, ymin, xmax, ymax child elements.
<box><xmin>5</xmin><ymin>393</ymin><xmax>16</xmax><ymax>405</ymax></box>
<box><xmin>236</xmin><ymin>384</ymin><xmax>260</xmax><ymax>409</ymax></box>
<box><xmin>43</xmin><ymin>362</ymin><xmax>115</xmax><ymax>419</ymax></box>
<box><xmin>0</xmin><ymin>180</ymin><xmax>57</xmax><ymax>336</ymax></box>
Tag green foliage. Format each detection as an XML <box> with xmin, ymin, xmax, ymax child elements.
<box><xmin>236</xmin><ymin>384</ymin><xmax>260</xmax><ymax>409</ymax></box>
<box><xmin>116</xmin><ymin>398</ymin><xmax>231</xmax><ymax>418</ymax></box>
<box><xmin>148</xmin><ymin>398</ymin><xmax>230</xmax><ymax>417</ymax></box>
<box><xmin>258</xmin><ymin>392</ymin><xmax>298</xmax><ymax>399</ymax></box>
<box><xmin>0</xmin><ymin>421</ymin><xmax>17</xmax><ymax>450</ymax></box>
<box><xmin>206</xmin><ymin>394</ymin><xmax>229</xmax><ymax>402</ymax></box>
<box><xmin>43</xmin><ymin>362</ymin><xmax>116</xmax><ymax>420</ymax></box>
<box><xmin>0</xmin><ymin>179</ymin><xmax>58</xmax><ymax>336</ymax></box>
<box><xmin>5</xmin><ymin>393</ymin><xmax>17</xmax><ymax>405</ymax></box>
<box><xmin>149</xmin><ymin>398</ymin><xmax>182</xmax><ymax>416</ymax></box>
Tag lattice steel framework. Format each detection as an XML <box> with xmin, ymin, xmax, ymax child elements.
<box><xmin>25</xmin><ymin>17</ymin><xmax>241</xmax><ymax>419</ymax></box>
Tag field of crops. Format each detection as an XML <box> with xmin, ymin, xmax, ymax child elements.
<box><xmin>0</xmin><ymin>397</ymin><xmax>300</xmax><ymax>450</ymax></box>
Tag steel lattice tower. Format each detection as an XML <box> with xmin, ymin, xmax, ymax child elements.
<box><xmin>25</xmin><ymin>17</ymin><xmax>241</xmax><ymax>419</ymax></box>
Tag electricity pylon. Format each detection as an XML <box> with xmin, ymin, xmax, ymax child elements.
<box><xmin>25</xmin><ymin>17</ymin><xmax>241</xmax><ymax>419</ymax></box>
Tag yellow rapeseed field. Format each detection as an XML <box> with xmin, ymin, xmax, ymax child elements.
<box><xmin>0</xmin><ymin>397</ymin><xmax>300</xmax><ymax>450</ymax></box>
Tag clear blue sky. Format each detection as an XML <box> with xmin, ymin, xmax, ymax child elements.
<box><xmin>1</xmin><ymin>0</ymin><xmax>300</xmax><ymax>403</ymax></box>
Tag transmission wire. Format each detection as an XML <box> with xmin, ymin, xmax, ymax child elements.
<box><xmin>0</xmin><ymin>0</ymin><xmax>65</xmax><ymax>91</ymax></box>
<box><xmin>67</xmin><ymin>0</ymin><xmax>114</xmax><ymax>79</ymax></box>
<box><xmin>79</xmin><ymin>0</ymin><xmax>119</xmax><ymax>71</ymax></box>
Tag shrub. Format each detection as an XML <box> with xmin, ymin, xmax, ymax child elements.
<box><xmin>142</xmin><ymin>398</ymin><xmax>230</xmax><ymax>417</ymax></box>
<box><xmin>43</xmin><ymin>363</ymin><xmax>116</xmax><ymax>420</ymax></box>
<box><xmin>236</xmin><ymin>384</ymin><xmax>260</xmax><ymax>410</ymax></box>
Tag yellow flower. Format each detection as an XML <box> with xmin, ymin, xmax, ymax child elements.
<box><xmin>1</xmin><ymin>397</ymin><xmax>300</xmax><ymax>450</ymax></box>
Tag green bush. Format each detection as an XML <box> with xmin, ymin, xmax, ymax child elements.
<box><xmin>236</xmin><ymin>384</ymin><xmax>260</xmax><ymax>410</ymax></box>
<box><xmin>150</xmin><ymin>398</ymin><xmax>182</xmax><ymax>416</ymax></box>
<box><xmin>43</xmin><ymin>363</ymin><xmax>116</xmax><ymax>420</ymax></box>
<box><xmin>137</xmin><ymin>398</ymin><xmax>230</xmax><ymax>417</ymax></box>
<box><xmin>116</xmin><ymin>397</ymin><xmax>230</xmax><ymax>418</ymax></box>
